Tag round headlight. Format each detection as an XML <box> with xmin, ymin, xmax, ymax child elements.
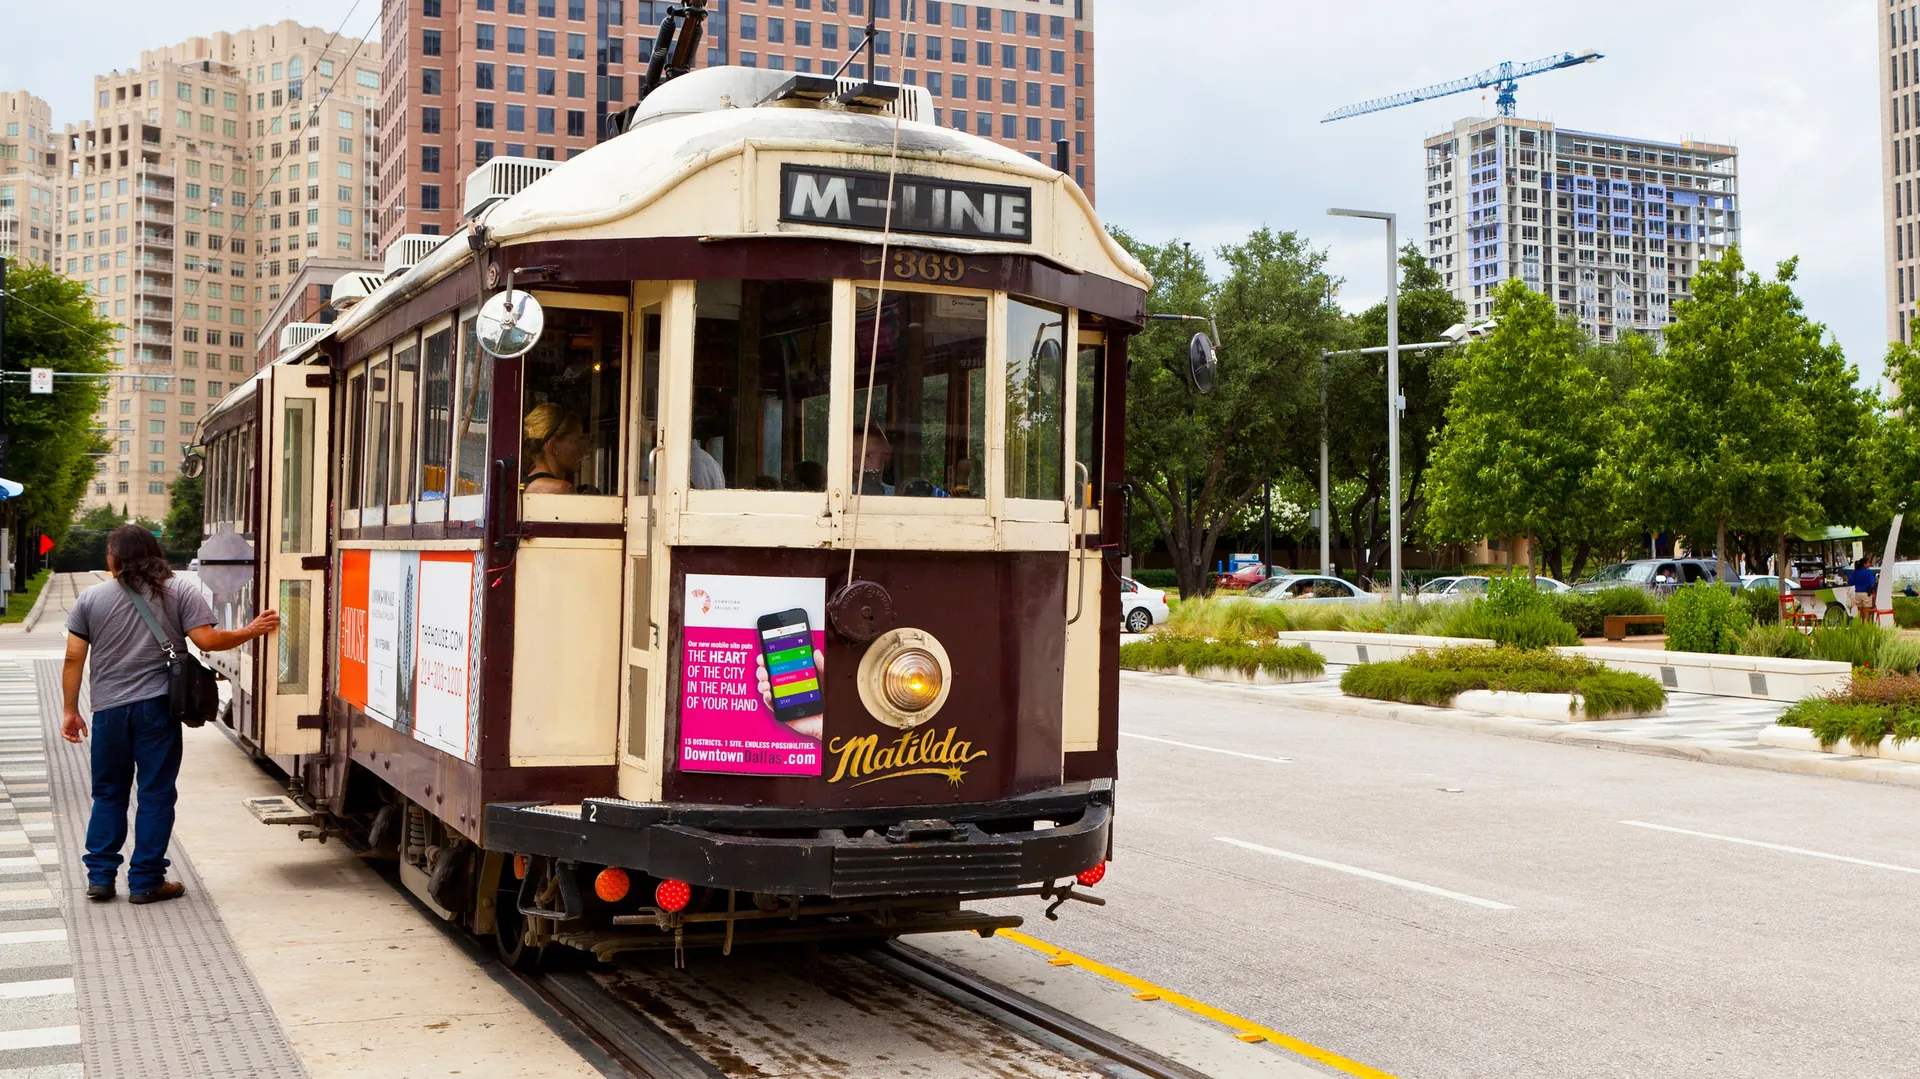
<box><xmin>882</xmin><ymin>648</ymin><xmax>942</xmax><ymax>712</ymax></box>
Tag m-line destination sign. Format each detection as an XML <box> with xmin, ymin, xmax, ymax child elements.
<box><xmin>779</xmin><ymin>164</ymin><xmax>1033</xmax><ymax>243</ymax></box>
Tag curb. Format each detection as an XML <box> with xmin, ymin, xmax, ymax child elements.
<box><xmin>20</xmin><ymin>573</ymin><xmax>58</xmax><ymax>633</ymax></box>
<box><xmin>1120</xmin><ymin>670</ymin><xmax>1920</xmax><ymax>791</ymax></box>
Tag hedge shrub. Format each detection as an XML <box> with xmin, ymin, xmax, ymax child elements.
<box><xmin>1894</xmin><ymin>596</ymin><xmax>1920</xmax><ymax>629</ymax></box>
<box><xmin>1735</xmin><ymin>622</ymin><xmax>1814</xmax><ymax>659</ymax></box>
<box><xmin>1119</xmin><ymin>635</ymin><xmax>1325</xmax><ymax>679</ymax></box>
<box><xmin>1550</xmin><ymin>587</ymin><xmax>1659</xmax><ymax>638</ymax></box>
<box><xmin>1738</xmin><ymin>585</ymin><xmax>1782</xmax><ymax>626</ymax></box>
<box><xmin>1665</xmin><ymin>583</ymin><xmax>1749</xmax><ymax>655</ymax></box>
<box><xmin>1339</xmin><ymin>645</ymin><xmax>1665</xmax><ymax>718</ymax></box>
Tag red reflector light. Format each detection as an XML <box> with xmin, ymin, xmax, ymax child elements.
<box><xmin>513</xmin><ymin>854</ymin><xmax>529</xmax><ymax>880</ymax></box>
<box><xmin>655</xmin><ymin>879</ymin><xmax>692</xmax><ymax>912</ymax></box>
<box><xmin>1076</xmin><ymin>862</ymin><xmax>1106</xmax><ymax>887</ymax></box>
<box><xmin>595</xmin><ymin>867</ymin><xmax>631</xmax><ymax>903</ymax></box>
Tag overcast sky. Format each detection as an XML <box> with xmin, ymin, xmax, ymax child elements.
<box><xmin>4</xmin><ymin>0</ymin><xmax>1889</xmax><ymax>382</ymax></box>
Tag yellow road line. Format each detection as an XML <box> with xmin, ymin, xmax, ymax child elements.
<box><xmin>997</xmin><ymin>929</ymin><xmax>1400</xmax><ymax>1079</ymax></box>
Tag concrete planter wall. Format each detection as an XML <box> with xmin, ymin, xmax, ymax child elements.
<box><xmin>1134</xmin><ymin>665</ymin><xmax>1324</xmax><ymax>685</ymax></box>
<box><xmin>1274</xmin><ymin>631</ymin><xmax>1494</xmax><ymax>666</ymax></box>
<box><xmin>1759</xmin><ymin>724</ymin><xmax>1920</xmax><ymax>762</ymax></box>
<box><xmin>1563</xmin><ymin>646</ymin><xmax>1850</xmax><ymax>703</ymax></box>
<box><xmin>1453</xmin><ymin>689</ymin><xmax>1665</xmax><ymax>722</ymax></box>
<box><xmin>1272</xmin><ymin>630</ymin><xmax>1848</xmax><ymax>703</ymax></box>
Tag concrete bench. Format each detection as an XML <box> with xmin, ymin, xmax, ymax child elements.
<box><xmin>1602</xmin><ymin>614</ymin><xmax>1667</xmax><ymax>640</ymax></box>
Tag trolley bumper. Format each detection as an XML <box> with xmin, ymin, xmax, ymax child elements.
<box><xmin>485</xmin><ymin>780</ymin><xmax>1112</xmax><ymax>899</ymax></box>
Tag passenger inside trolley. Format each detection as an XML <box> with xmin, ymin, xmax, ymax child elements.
<box><xmin>521</xmin><ymin>404</ymin><xmax>588</xmax><ymax>495</ymax></box>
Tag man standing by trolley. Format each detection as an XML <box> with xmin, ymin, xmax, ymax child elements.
<box><xmin>59</xmin><ymin>525</ymin><xmax>278</xmax><ymax>904</ymax></box>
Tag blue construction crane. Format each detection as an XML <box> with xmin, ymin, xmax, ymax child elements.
<box><xmin>1321</xmin><ymin>50</ymin><xmax>1603</xmax><ymax>123</ymax></box>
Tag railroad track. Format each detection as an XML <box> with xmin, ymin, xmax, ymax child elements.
<box><xmin>420</xmin><ymin>894</ymin><xmax>1208</xmax><ymax>1079</ymax></box>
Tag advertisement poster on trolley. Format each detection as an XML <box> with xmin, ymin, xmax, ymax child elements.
<box><xmin>338</xmin><ymin>549</ymin><xmax>481</xmax><ymax>763</ymax></box>
<box><xmin>410</xmin><ymin>551</ymin><xmax>477</xmax><ymax>761</ymax></box>
<box><xmin>679</xmin><ymin>574</ymin><xmax>826</xmax><ymax>776</ymax></box>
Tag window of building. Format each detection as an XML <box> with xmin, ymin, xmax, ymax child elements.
<box><xmin>420</xmin><ymin>184</ymin><xmax>441</xmax><ymax>211</ymax></box>
<box><xmin>421</xmin><ymin>146</ymin><xmax>441</xmax><ymax>173</ymax></box>
<box><xmin>423</xmin><ymin>29</ymin><xmax>443</xmax><ymax>56</ymax></box>
<box><xmin>538</xmin><ymin>30</ymin><xmax>556</xmax><ymax>57</ymax></box>
<box><xmin>476</xmin><ymin>24</ymin><xmax>496</xmax><ymax>50</ymax></box>
<box><xmin>508</xmin><ymin>65</ymin><xmax>526</xmax><ymax>92</ymax></box>
<box><xmin>567</xmin><ymin>71</ymin><xmax>585</xmax><ymax>98</ymax></box>
<box><xmin>537</xmin><ymin>107</ymin><xmax>556</xmax><ymax>134</ymax></box>
<box><xmin>568</xmin><ymin>32</ymin><xmax>586</xmax><ymax>59</ymax></box>
<box><xmin>507</xmin><ymin>27</ymin><xmax>526</xmax><ymax>53</ymax></box>
<box><xmin>567</xmin><ymin>110</ymin><xmax>586</xmax><ymax>137</ymax></box>
<box><xmin>475</xmin><ymin>102</ymin><xmax>495</xmax><ymax>129</ymax></box>
<box><xmin>422</xmin><ymin>68</ymin><xmax>442</xmax><ymax>95</ymax></box>
<box><xmin>475</xmin><ymin>140</ymin><xmax>495</xmax><ymax>163</ymax></box>
<box><xmin>538</xmin><ymin>68</ymin><xmax>556</xmax><ymax>95</ymax></box>
<box><xmin>507</xmin><ymin>104</ymin><xmax>526</xmax><ymax>131</ymax></box>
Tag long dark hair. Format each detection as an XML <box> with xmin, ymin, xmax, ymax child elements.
<box><xmin>107</xmin><ymin>524</ymin><xmax>173</xmax><ymax>599</ymax></box>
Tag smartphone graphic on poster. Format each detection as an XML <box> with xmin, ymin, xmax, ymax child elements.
<box><xmin>757</xmin><ymin>608</ymin><xmax>823</xmax><ymax>726</ymax></box>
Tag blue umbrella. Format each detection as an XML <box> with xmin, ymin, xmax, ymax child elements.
<box><xmin>0</xmin><ymin>478</ymin><xmax>21</xmax><ymax>500</ymax></box>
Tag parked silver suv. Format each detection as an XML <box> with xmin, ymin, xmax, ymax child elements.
<box><xmin>1573</xmin><ymin>558</ymin><xmax>1739</xmax><ymax>595</ymax></box>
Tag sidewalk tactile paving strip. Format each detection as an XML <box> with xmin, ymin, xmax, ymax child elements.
<box><xmin>28</xmin><ymin>657</ymin><xmax>307</xmax><ymax>1079</ymax></box>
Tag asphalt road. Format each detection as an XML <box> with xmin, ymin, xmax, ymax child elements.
<box><xmin>1001</xmin><ymin>679</ymin><xmax>1920</xmax><ymax>1079</ymax></box>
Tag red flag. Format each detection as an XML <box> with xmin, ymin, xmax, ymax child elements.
<box><xmin>37</xmin><ymin>534</ymin><xmax>53</xmax><ymax>555</ymax></box>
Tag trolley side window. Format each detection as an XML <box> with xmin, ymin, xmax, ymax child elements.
<box><xmin>849</xmin><ymin>288</ymin><xmax>989</xmax><ymax>499</ymax></box>
<box><xmin>1074</xmin><ymin>335</ymin><xmax>1103</xmax><ymax>508</ymax></box>
<box><xmin>520</xmin><ymin>307</ymin><xmax>625</xmax><ymax>497</ymax></box>
<box><xmin>453</xmin><ymin>313</ymin><xmax>491</xmax><ymax>515</ymax></box>
<box><xmin>1004</xmin><ymin>298</ymin><xmax>1067</xmax><ymax>502</ymax></box>
<box><xmin>343</xmin><ymin>368</ymin><xmax>367</xmax><ymax>513</ymax></box>
<box><xmin>418</xmin><ymin>325</ymin><xmax>455</xmax><ymax>504</ymax></box>
<box><xmin>389</xmin><ymin>334</ymin><xmax>420</xmax><ymax>509</ymax></box>
<box><xmin>691</xmin><ymin>280</ymin><xmax>835</xmax><ymax>492</ymax></box>
<box><xmin>364</xmin><ymin>354</ymin><xmax>392</xmax><ymax>514</ymax></box>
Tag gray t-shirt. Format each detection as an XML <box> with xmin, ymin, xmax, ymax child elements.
<box><xmin>66</xmin><ymin>576</ymin><xmax>216</xmax><ymax>712</ymax></box>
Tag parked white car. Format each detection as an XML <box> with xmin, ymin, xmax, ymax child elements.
<box><xmin>1120</xmin><ymin>577</ymin><xmax>1170</xmax><ymax>633</ymax></box>
<box><xmin>1417</xmin><ymin>575</ymin><xmax>1489</xmax><ymax>600</ymax></box>
<box><xmin>1244</xmin><ymin>574</ymin><xmax>1380</xmax><ymax>605</ymax></box>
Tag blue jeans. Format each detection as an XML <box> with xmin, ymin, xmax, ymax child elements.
<box><xmin>82</xmin><ymin>696</ymin><xmax>182</xmax><ymax>893</ymax></box>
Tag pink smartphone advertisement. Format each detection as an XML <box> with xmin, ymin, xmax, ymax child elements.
<box><xmin>677</xmin><ymin>573</ymin><xmax>826</xmax><ymax>776</ymax></box>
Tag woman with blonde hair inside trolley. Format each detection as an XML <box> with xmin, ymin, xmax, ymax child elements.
<box><xmin>522</xmin><ymin>402</ymin><xmax>588</xmax><ymax>494</ymax></box>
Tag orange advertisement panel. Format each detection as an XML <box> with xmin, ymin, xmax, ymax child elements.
<box><xmin>338</xmin><ymin>549</ymin><xmax>370</xmax><ymax>710</ymax></box>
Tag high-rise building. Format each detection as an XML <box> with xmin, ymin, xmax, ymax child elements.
<box><xmin>378</xmin><ymin>0</ymin><xmax>1098</xmax><ymax>246</ymax></box>
<box><xmin>379</xmin><ymin>0</ymin><xmax>638</xmax><ymax>246</ymax></box>
<box><xmin>59</xmin><ymin>22</ymin><xmax>382</xmax><ymax>518</ymax></box>
<box><xmin>1423</xmin><ymin>116</ymin><xmax>1737</xmax><ymax>345</ymax></box>
<box><xmin>0</xmin><ymin>91</ymin><xmax>64</xmax><ymax>267</ymax></box>
<box><xmin>1884</xmin><ymin>3</ymin><xmax>1918</xmax><ymax>344</ymax></box>
<box><xmin>705</xmin><ymin>0</ymin><xmax>1097</xmax><ymax>199</ymax></box>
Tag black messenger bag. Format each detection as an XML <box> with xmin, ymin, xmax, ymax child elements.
<box><xmin>120</xmin><ymin>580</ymin><xmax>219</xmax><ymax>728</ymax></box>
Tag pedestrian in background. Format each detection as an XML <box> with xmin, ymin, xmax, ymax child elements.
<box><xmin>59</xmin><ymin>525</ymin><xmax>277</xmax><ymax>904</ymax></box>
<box><xmin>1850</xmin><ymin>553</ymin><xmax>1880</xmax><ymax>621</ymax></box>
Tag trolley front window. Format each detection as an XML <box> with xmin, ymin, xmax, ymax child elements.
<box><xmin>692</xmin><ymin>280</ymin><xmax>834</xmax><ymax>491</ymax></box>
<box><xmin>851</xmin><ymin>288</ymin><xmax>988</xmax><ymax>499</ymax></box>
<box><xmin>1004</xmin><ymin>298</ymin><xmax>1066</xmax><ymax>502</ymax></box>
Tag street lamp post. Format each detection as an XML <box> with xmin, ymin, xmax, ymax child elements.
<box><xmin>1327</xmin><ymin>208</ymin><xmax>1401</xmax><ymax>600</ymax></box>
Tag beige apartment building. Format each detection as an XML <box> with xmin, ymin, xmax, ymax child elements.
<box><xmin>1</xmin><ymin>92</ymin><xmax>64</xmax><ymax>267</ymax></box>
<box><xmin>1887</xmin><ymin>3</ymin><xmax>1920</xmax><ymax>344</ymax></box>
<box><xmin>59</xmin><ymin>22</ymin><xmax>382</xmax><ymax>518</ymax></box>
<box><xmin>378</xmin><ymin>0</ymin><xmax>1098</xmax><ymax>243</ymax></box>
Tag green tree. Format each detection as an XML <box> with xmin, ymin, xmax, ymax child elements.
<box><xmin>1115</xmin><ymin>228</ymin><xmax>1338</xmax><ymax>597</ymax></box>
<box><xmin>1326</xmin><ymin>244</ymin><xmax>1466</xmax><ymax>584</ymax></box>
<box><xmin>1621</xmin><ymin>249</ymin><xmax>1872</xmax><ymax>583</ymax></box>
<box><xmin>1</xmin><ymin>261</ymin><xmax>115</xmax><ymax>550</ymax></box>
<box><xmin>162</xmin><ymin>471</ymin><xmax>203</xmax><ymax>561</ymax></box>
<box><xmin>51</xmin><ymin>504</ymin><xmax>125</xmax><ymax>572</ymax></box>
<box><xmin>1423</xmin><ymin>280</ymin><xmax>1622</xmax><ymax>581</ymax></box>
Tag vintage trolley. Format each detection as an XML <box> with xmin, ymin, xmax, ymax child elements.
<box><xmin>200</xmin><ymin>54</ymin><xmax>1148</xmax><ymax>960</ymax></box>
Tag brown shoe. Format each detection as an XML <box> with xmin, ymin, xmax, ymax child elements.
<box><xmin>128</xmin><ymin>881</ymin><xmax>185</xmax><ymax>905</ymax></box>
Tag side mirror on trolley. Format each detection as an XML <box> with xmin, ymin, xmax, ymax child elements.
<box><xmin>477</xmin><ymin>288</ymin><xmax>546</xmax><ymax>358</ymax></box>
<box><xmin>1188</xmin><ymin>332</ymin><xmax>1217</xmax><ymax>395</ymax></box>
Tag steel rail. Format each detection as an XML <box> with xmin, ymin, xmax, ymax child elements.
<box><xmin>865</xmin><ymin>942</ymin><xmax>1214</xmax><ymax>1079</ymax></box>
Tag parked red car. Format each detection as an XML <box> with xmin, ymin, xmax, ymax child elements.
<box><xmin>1214</xmin><ymin>563</ymin><xmax>1288</xmax><ymax>591</ymax></box>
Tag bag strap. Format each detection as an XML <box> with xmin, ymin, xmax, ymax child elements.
<box><xmin>118</xmin><ymin>579</ymin><xmax>179</xmax><ymax>661</ymax></box>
